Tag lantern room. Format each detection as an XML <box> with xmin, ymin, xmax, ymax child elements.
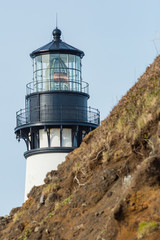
<box><xmin>29</xmin><ymin>28</ymin><xmax>84</xmax><ymax>93</ymax></box>
<box><xmin>32</xmin><ymin>53</ymin><xmax>82</xmax><ymax>92</ymax></box>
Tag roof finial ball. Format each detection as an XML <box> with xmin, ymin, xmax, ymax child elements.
<box><xmin>52</xmin><ymin>28</ymin><xmax>62</xmax><ymax>42</ymax></box>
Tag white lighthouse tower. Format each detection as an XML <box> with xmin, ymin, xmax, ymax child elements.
<box><xmin>15</xmin><ymin>27</ymin><xmax>100</xmax><ymax>199</ymax></box>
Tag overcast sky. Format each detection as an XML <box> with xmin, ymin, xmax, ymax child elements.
<box><xmin>0</xmin><ymin>0</ymin><xmax>160</xmax><ymax>216</ymax></box>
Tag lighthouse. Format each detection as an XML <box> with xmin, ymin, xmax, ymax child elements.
<box><xmin>15</xmin><ymin>27</ymin><xmax>100</xmax><ymax>199</ymax></box>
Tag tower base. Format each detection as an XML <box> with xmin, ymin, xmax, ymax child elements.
<box><xmin>24</xmin><ymin>152</ymin><xmax>68</xmax><ymax>200</ymax></box>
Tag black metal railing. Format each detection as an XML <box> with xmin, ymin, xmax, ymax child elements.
<box><xmin>26</xmin><ymin>80</ymin><xmax>89</xmax><ymax>95</ymax></box>
<box><xmin>16</xmin><ymin>105</ymin><xmax>100</xmax><ymax>127</ymax></box>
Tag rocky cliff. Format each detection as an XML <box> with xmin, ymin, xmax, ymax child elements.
<box><xmin>1</xmin><ymin>56</ymin><xmax>160</xmax><ymax>240</ymax></box>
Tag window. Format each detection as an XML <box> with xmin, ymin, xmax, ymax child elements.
<box><xmin>39</xmin><ymin>129</ymin><xmax>48</xmax><ymax>148</ymax></box>
<box><xmin>50</xmin><ymin>128</ymin><xmax>60</xmax><ymax>147</ymax></box>
<box><xmin>62</xmin><ymin>129</ymin><xmax>72</xmax><ymax>147</ymax></box>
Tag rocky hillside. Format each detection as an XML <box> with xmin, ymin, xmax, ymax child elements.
<box><xmin>1</xmin><ymin>56</ymin><xmax>160</xmax><ymax>240</ymax></box>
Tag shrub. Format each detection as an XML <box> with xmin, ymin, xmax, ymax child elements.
<box><xmin>137</xmin><ymin>221</ymin><xmax>159</xmax><ymax>239</ymax></box>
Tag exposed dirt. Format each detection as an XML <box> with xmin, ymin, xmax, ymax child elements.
<box><xmin>1</xmin><ymin>56</ymin><xmax>160</xmax><ymax>239</ymax></box>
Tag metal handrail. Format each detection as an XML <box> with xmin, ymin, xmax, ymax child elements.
<box><xmin>26</xmin><ymin>80</ymin><xmax>89</xmax><ymax>95</ymax></box>
<box><xmin>16</xmin><ymin>105</ymin><xmax>100</xmax><ymax>127</ymax></box>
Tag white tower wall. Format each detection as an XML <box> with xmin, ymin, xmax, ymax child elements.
<box><xmin>24</xmin><ymin>128</ymin><xmax>72</xmax><ymax>200</ymax></box>
<box><xmin>25</xmin><ymin>152</ymin><xmax>67</xmax><ymax>200</ymax></box>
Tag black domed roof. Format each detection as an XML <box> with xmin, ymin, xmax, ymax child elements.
<box><xmin>30</xmin><ymin>28</ymin><xmax>84</xmax><ymax>59</ymax></box>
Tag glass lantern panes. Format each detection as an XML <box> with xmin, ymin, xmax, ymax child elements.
<box><xmin>42</xmin><ymin>55</ymin><xmax>50</xmax><ymax>91</ymax></box>
<box><xmin>33</xmin><ymin>54</ymin><xmax>81</xmax><ymax>92</ymax></box>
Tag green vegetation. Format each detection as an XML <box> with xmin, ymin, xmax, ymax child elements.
<box><xmin>47</xmin><ymin>195</ymin><xmax>72</xmax><ymax>219</ymax></box>
<box><xmin>101</xmin><ymin>229</ymin><xmax>106</xmax><ymax>234</ymax></box>
<box><xmin>61</xmin><ymin>195</ymin><xmax>72</xmax><ymax>205</ymax></box>
<box><xmin>23</xmin><ymin>228</ymin><xmax>32</xmax><ymax>240</ymax></box>
<box><xmin>144</xmin><ymin>133</ymin><xmax>148</xmax><ymax>139</ymax></box>
<box><xmin>55</xmin><ymin>195</ymin><xmax>72</xmax><ymax>211</ymax></box>
<box><xmin>48</xmin><ymin>212</ymin><xmax>55</xmax><ymax>218</ymax></box>
<box><xmin>137</xmin><ymin>221</ymin><xmax>159</xmax><ymax>239</ymax></box>
<box><xmin>42</xmin><ymin>183</ymin><xmax>60</xmax><ymax>195</ymax></box>
<box><xmin>18</xmin><ymin>228</ymin><xmax>32</xmax><ymax>240</ymax></box>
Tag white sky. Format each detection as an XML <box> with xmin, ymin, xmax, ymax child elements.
<box><xmin>0</xmin><ymin>0</ymin><xmax>160</xmax><ymax>216</ymax></box>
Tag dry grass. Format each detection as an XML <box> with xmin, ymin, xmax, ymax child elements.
<box><xmin>42</xmin><ymin>183</ymin><xmax>60</xmax><ymax>195</ymax></box>
<box><xmin>104</xmin><ymin>67</ymin><xmax>160</xmax><ymax>144</ymax></box>
<box><xmin>13</xmin><ymin>210</ymin><xmax>25</xmax><ymax>223</ymax></box>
